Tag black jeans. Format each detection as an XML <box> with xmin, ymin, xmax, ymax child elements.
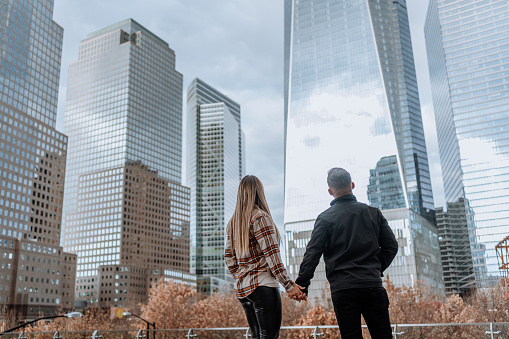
<box><xmin>238</xmin><ymin>286</ymin><xmax>282</xmax><ymax>339</ymax></box>
<box><xmin>331</xmin><ymin>287</ymin><xmax>393</xmax><ymax>339</ymax></box>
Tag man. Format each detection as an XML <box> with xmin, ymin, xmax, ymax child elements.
<box><xmin>293</xmin><ymin>168</ymin><xmax>398</xmax><ymax>339</ymax></box>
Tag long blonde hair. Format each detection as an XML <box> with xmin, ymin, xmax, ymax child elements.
<box><xmin>227</xmin><ymin>175</ymin><xmax>280</xmax><ymax>256</ymax></box>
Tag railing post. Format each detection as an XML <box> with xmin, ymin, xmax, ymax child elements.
<box><xmin>17</xmin><ymin>332</ymin><xmax>26</xmax><ymax>339</ymax></box>
<box><xmin>310</xmin><ymin>326</ymin><xmax>324</xmax><ymax>338</ymax></box>
<box><xmin>185</xmin><ymin>329</ymin><xmax>197</xmax><ymax>338</ymax></box>
<box><xmin>485</xmin><ymin>322</ymin><xmax>501</xmax><ymax>339</ymax></box>
<box><xmin>53</xmin><ymin>331</ymin><xmax>62</xmax><ymax>339</ymax></box>
<box><xmin>135</xmin><ymin>329</ymin><xmax>146</xmax><ymax>339</ymax></box>
<box><xmin>91</xmin><ymin>330</ymin><xmax>103</xmax><ymax>339</ymax></box>
<box><xmin>393</xmin><ymin>323</ymin><xmax>404</xmax><ymax>338</ymax></box>
<box><xmin>243</xmin><ymin>328</ymin><xmax>251</xmax><ymax>338</ymax></box>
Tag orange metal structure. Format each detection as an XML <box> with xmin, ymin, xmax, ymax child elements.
<box><xmin>496</xmin><ymin>236</ymin><xmax>509</xmax><ymax>276</ymax></box>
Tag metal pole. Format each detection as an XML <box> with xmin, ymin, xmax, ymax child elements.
<box><xmin>311</xmin><ymin>326</ymin><xmax>324</xmax><ymax>338</ymax></box>
<box><xmin>185</xmin><ymin>329</ymin><xmax>197</xmax><ymax>338</ymax></box>
<box><xmin>393</xmin><ymin>323</ymin><xmax>404</xmax><ymax>338</ymax></box>
<box><xmin>0</xmin><ymin>315</ymin><xmax>65</xmax><ymax>334</ymax></box>
<box><xmin>485</xmin><ymin>323</ymin><xmax>501</xmax><ymax>339</ymax></box>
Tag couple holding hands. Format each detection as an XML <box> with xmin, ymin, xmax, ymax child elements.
<box><xmin>225</xmin><ymin>168</ymin><xmax>399</xmax><ymax>339</ymax></box>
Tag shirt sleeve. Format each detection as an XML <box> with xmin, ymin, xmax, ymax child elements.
<box><xmin>295</xmin><ymin>217</ymin><xmax>330</xmax><ymax>293</ymax></box>
<box><xmin>224</xmin><ymin>233</ymin><xmax>239</xmax><ymax>277</ymax></box>
<box><xmin>378</xmin><ymin>209</ymin><xmax>399</xmax><ymax>274</ymax></box>
<box><xmin>252</xmin><ymin>215</ymin><xmax>295</xmax><ymax>292</ymax></box>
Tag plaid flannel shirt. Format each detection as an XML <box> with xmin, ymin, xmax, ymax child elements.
<box><xmin>225</xmin><ymin>210</ymin><xmax>295</xmax><ymax>298</ymax></box>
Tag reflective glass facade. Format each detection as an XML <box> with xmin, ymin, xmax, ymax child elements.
<box><xmin>368</xmin><ymin>155</ymin><xmax>406</xmax><ymax>210</ymax></box>
<box><xmin>0</xmin><ymin>0</ymin><xmax>76</xmax><ymax>316</ymax></box>
<box><xmin>425</xmin><ymin>0</ymin><xmax>509</xmax><ymax>285</ymax></box>
<box><xmin>0</xmin><ymin>0</ymin><xmax>62</xmax><ymax>127</ymax></box>
<box><xmin>284</xmin><ymin>0</ymin><xmax>443</xmax><ymax>300</ymax></box>
<box><xmin>63</xmin><ymin>19</ymin><xmax>189</xmax><ymax>304</ymax></box>
<box><xmin>186</xmin><ymin>79</ymin><xmax>243</xmax><ymax>293</ymax></box>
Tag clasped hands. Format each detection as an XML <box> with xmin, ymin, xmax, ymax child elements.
<box><xmin>287</xmin><ymin>283</ymin><xmax>307</xmax><ymax>302</ymax></box>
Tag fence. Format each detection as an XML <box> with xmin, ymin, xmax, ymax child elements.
<box><xmin>1</xmin><ymin>323</ymin><xmax>509</xmax><ymax>338</ymax></box>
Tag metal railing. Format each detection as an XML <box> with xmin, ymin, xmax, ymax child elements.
<box><xmin>1</xmin><ymin>322</ymin><xmax>508</xmax><ymax>338</ymax></box>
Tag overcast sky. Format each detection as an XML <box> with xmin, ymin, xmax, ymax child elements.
<box><xmin>53</xmin><ymin>0</ymin><xmax>445</xmax><ymax>228</ymax></box>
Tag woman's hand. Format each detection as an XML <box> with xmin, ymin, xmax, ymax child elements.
<box><xmin>287</xmin><ymin>284</ymin><xmax>307</xmax><ymax>302</ymax></box>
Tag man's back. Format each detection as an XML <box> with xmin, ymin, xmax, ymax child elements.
<box><xmin>294</xmin><ymin>168</ymin><xmax>398</xmax><ymax>339</ymax></box>
<box><xmin>295</xmin><ymin>194</ymin><xmax>398</xmax><ymax>294</ymax></box>
<box><xmin>317</xmin><ymin>194</ymin><xmax>398</xmax><ymax>292</ymax></box>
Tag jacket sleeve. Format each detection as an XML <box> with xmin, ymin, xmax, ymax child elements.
<box><xmin>224</xmin><ymin>233</ymin><xmax>239</xmax><ymax>277</ymax></box>
<box><xmin>295</xmin><ymin>217</ymin><xmax>330</xmax><ymax>294</ymax></box>
<box><xmin>378</xmin><ymin>209</ymin><xmax>398</xmax><ymax>274</ymax></box>
<box><xmin>252</xmin><ymin>215</ymin><xmax>295</xmax><ymax>292</ymax></box>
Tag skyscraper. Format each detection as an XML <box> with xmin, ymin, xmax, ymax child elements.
<box><xmin>436</xmin><ymin>199</ymin><xmax>475</xmax><ymax>296</ymax></box>
<box><xmin>0</xmin><ymin>0</ymin><xmax>76</xmax><ymax>317</ymax></box>
<box><xmin>284</xmin><ymin>0</ymin><xmax>443</xmax><ymax>300</ymax></box>
<box><xmin>187</xmin><ymin>78</ymin><xmax>244</xmax><ymax>293</ymax></box>
<box><xmin>368</xmin><ymin>155</ymin><xmax>406</xmax><ymax>210</ymax></box>
<box><xmin>425</xmin><ymin>0</ymin><xmax>509</xmax><ymax>286</ymax></box>
<box><xmin>62</xmin><ymin>19</ymin><xmax>191</xmax><ymax>306</ymax></box>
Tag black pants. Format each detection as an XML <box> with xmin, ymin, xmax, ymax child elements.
<box><xmin>331</xmin><ymin>287</ymin><xmax>393</xmax><ymax>339</ymax></box>
<box><xmin>239</xmin><ymin>286</ymin><xmax>282</xmax><ymax>339</ymax></box>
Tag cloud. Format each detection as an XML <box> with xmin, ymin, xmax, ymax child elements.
<box><xmin>53</xmin><ymin>0</ymin><xmax>446</xmax><ymax>234</ymax></box>
<box><xmin>237</xmin><ymin>92</ymin><xmax>285</xmax><ymax>228</ymax></box>
<box><xmin>53</xmin><ymin>0</ymin><xmax>286</xmax><ymax>226</ymax></box>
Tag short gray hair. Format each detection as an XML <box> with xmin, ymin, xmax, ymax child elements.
<box><xmin>327</xmin><ymin>168</ymin><xmax>351</xmax><ymax>190</ymax></box>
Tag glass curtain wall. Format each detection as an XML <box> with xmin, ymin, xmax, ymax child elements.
<box><xmin>63</xmin><ymin>19</ymin><xmax>185</xmax><ymax>303</ymax></box>
<box><xmin>186</xmin><ymin>79</ymin><xmax>243</xmax><ymax>293</ymax></box>
<box><xmin>425</xmin><ymin>0</ymin><xmax>509</xmax><ymax>285</ymax></box>
<box><xmin>284</xmin><ymin>0</ymin><xmax>443</xmax><ymax>300</ymax></box>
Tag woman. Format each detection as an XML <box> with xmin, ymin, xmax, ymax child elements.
<box><xmin>225</xmin><ymin>175</ymin><xmax>304</xmax><ymax>339</ymax></box>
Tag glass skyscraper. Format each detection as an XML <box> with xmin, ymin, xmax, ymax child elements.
<box><xmin>0</xmin><ymin>0</ymin><xmax>77</xmax><ymax>317</ymax></box>
<box><xmin>284</xmin><ymin>0</ymin><xmax>443</xmax><ymax>301</ymax></box>
<box><xmin>63</xmin><ymin>19</ymin><xmax>191</xmax><ymax>305</ymax></box>
<box><xmin>368</xmin><ymin>155</ymin><xmax>406</xmax><ymax>210</ymax></box>
<box><xmin>186</xmin><ymin>78</ymin><xmax>244</xmax><ymax>293</ymax></box>
<box><xmin>425</xmin><ymin>0</ymin><xmax>509</xmax><ymax>286</ymax></box>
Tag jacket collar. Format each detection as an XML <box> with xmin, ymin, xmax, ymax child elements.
<box><xmin>330</xmin><ymin>194</ymin><xmax>357</xmax><ymax>206</ymax></box>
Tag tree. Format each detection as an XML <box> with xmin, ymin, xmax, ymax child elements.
<box><xmin>140</xmin><ymin>280</ymin><xmax>196</xmax><ymax>330</ymax></box>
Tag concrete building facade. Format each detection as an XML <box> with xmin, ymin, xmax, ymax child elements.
<box><xmin>0</xmin><ymin>0</ymin><xmax>76</xmax><ymax>318</ymax></box>
<box><xmin>436</xmin><ymin>199</ymin><xmax>475</xmax><ymax>296</ymax></box>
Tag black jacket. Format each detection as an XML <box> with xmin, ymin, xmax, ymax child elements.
<box><xmin>295</xmin><ymin>194</ymin><xmax>398</xmax><ymax>293</ymax></box>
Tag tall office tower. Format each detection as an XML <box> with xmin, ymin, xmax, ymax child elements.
<box><xmin>0</xmin><ymin>0</ymin><xmax>76</xmax><ymax>318</ymax></box>
<box><xmin>284</xmin><ymin>0</ymin><xmax>443</xmax><ymax>301</ymax></box>
<box><xmin>63</xmin><ymin>19</ymin><xmax>191</xmax><ymax>306</ymax></box>
<box><xmin>187</xmin><ymin>79</ymin><xmax>244</xmax><ymax>293</ymax></box>
<box><xmin>425</xmin><ymin>0</ymin><xmax>509</xmax><ymax>286</ymax></box>
<box><xmin>436</xmin><ymin>199</ymin><xmax>475</xmax><ymax>296</ymax></box>
<box><xmin>368</xmin><ymin>155</ymin><xmax>406</xmax><ymax>210</ymax></box>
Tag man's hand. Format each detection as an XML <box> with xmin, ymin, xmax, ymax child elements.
<box><xmin>287</xmin><ymin>284</ymin><xmax>307</xmax><ymax>302</ymax></box>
